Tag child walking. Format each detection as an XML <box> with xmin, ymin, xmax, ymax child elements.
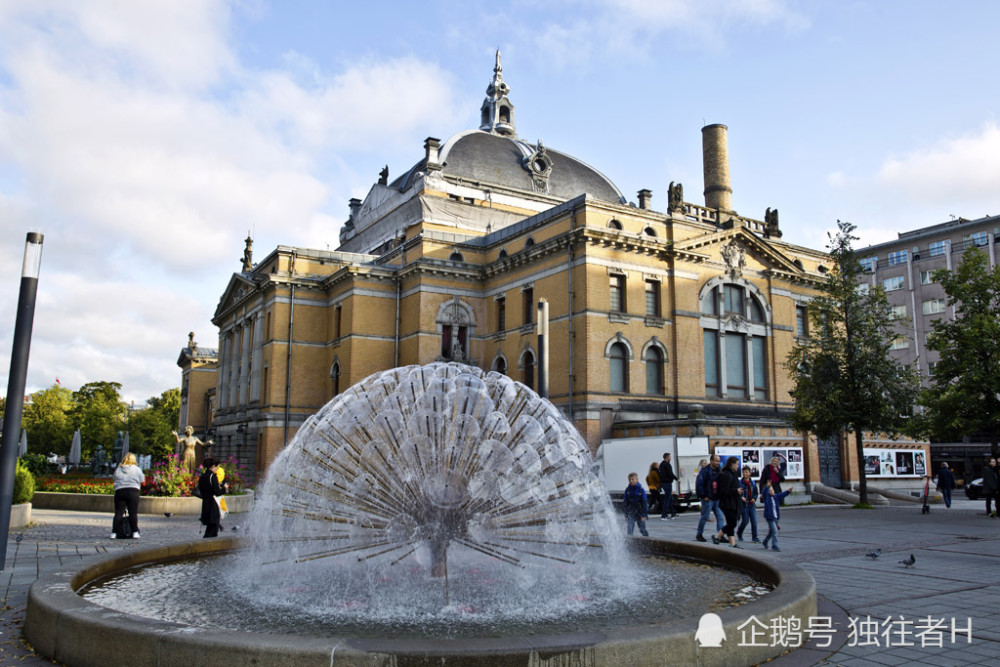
<box><xmin>623</xmin><ymin>473</ymin><xmax>650</xmax><ymax>537</ymax></box>
<box><xmin>762</xmin><ymin>479</ymin><xmax>790</xmax><ymax>552</ymax></box>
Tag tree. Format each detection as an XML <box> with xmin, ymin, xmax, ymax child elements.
<box><xmin>21</xmin><ymin>384</ymin><xmax>74</xmax><ymax>454</ymax></box>
<box><xmin>787</xmin><ymin>220</ymin><xmax>921</xmax><ymax>505</ymax></box>
<box><xmin>69</xmin><ymin>381</ymin><xmax>127</xmax><ymax>459</ymax></box>
<box><xmin>914</xmin><ymin>249</ymin><xmax>1000</xmax><ymax>458</ymax></box>
<box><xmin>128</xmin><ymin>388</ymin><xmax>181</xmax><ymax>460</ymax></box>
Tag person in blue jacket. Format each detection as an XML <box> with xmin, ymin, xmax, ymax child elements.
<box><xmin>695</xmin><ymin>455</ymin><xmax>725</xmax><ymax>542</ymax></box>
<box><xmin>736</xmin><ymin>466</ymin><xmax>760</xmax><ymax>543</ymax></box>
<box><xmin>762</xmin><ymin>478</ymin><xmax>790</xmax><ymax>552</ymax></box>
<box><xmin>623</xmin><ymin>473</ymin><xmax>650</xmax><ymax>537</ymax></box>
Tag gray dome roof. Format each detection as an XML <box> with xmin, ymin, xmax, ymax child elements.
<box><xmin>435</xmin><ymin>131</ymin><xmax>625</xmax><ymax>204</ymax></box>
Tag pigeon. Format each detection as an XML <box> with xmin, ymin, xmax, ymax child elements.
<box><xmin>231</xmin><ymin>525</ymin><xmax>239</xmax><ymax>531</ymax></box>
<box><xmin>865</xmin><ymin>548</ymin><xmax>881</xmax><ymax>560</ymax></box>
<box><xmin>15</xmin><ymin>534</ymin><xmax>23</xmax><ymax>544</ymax></box>
<box><xmin>163</xmin><ymin>512</ymin><xmax>173</xmax><ymax>518</ymax></box>
<box><xmin>898</xmin><ymin>553</ymin><xmax>916</xmax><ymax>568</ymax></box>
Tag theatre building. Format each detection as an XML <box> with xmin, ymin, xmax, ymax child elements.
<box><xmin>187</xmin><ymin>53</ymin><xmax>927</xmax><ymax>489</ymax></box>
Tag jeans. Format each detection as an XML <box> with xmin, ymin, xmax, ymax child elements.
<box><xmin>763</xmin><ymin>518</ymin><xmax>779</xmax><ymax>549</ymax></box>
<box><xmin>626</xmin><ymin>514</ymin><xmax>649</xmax><ymax>536</ymax></box>
<box><xmin>661</xmin><ymin>482</ymin><xmax>675</xmax><ymax>517</ymax></box>
<box><xmin>697</xmin><ymin>499</ymin><xmax>725</xmax><ymax>536</ymax></box>
<box><xmin>940</xmin><ymin>487</ymin><xmax>951</xmax><ymax>508</ymax></box>
<box><xmin>737</xmin><ymin>503</ymin><xmax>758</xmax><ymax>540</ymax></box>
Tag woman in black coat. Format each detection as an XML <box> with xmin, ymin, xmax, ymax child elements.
<box><xmin>198</xmin><ymin>457</ymin><xmax>228</xmax><ymax>538</ymax></box>
<box><xmin>712</xmin><ymin>456</ymin><xmax>744</xmax><ymax>548</ymax></box>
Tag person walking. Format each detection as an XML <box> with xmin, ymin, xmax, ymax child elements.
<box><xmin>659</xmin><ymin>452</ymin><xmax>678</xmax><ymax>520</ymax></box>
<box><xmin>983</xmin><ymin>458</ymin><xmax>999</xmax><ymax>517</ymax></box>
<box><xmin>623</xmin><ymin>473</ymin><xmax>650</xmax><ymax>537</ymax></box>
<box><xmin>695</xmin><ymin>455</ymin><xmax>725</xmax><ymax>542</ymax></box>
<box><xmin>760</xmin><ymin>456</ymin><xmax>785</xmax><ymax>497</ymax></box>
<box><xmin>198</xmin><ymin>457</ymin><xmax>228</xmax><ymax>538</ymax></box>
<box><xmin>762</xmin><ymin>479</ymin><xmax>791</xmax><ymax>552</ymax></box>
<box><xmin>736</xmin><ymin>466</ymin><xmax>760</xmax><ymax>542</ymax></box>
<box><xmin>936</xmin><ymin>462</ymin><xmax>955</xmax><ymax>509</ymax></box>
<box><xmin>646</xmin><ymin>463</ymin><xmax>661</xmax><ymax>516</ymax></box>
<box><xmin>712</xmin><ymin>457</ymin><xmax>743</xmax><ymax>548</ymax></box>
<box><xmin>111</xmin><ymin>453</ymin><xmax>144</xmax><ymax>539</ymax></box>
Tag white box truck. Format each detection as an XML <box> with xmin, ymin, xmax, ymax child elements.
<box><xmin>595</xmin><ymin>435</ymin><xmax>710</xmax><ymax>511</ymax></box>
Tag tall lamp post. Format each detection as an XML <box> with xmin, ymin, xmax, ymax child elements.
<box><xmin>0</xmin><ymin>232</ymin><xmax>44</xmax><ymax>570</ymax></box>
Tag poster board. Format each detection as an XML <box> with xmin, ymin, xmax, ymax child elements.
<box><xmin>864</xmin><ymin>448</ymin><xmax>926</xmax><ymax>478</ymax></box>
<box><xmin>714</xmin><ymin>446</ymin><xmax>805</xmax><ymax>481</ymax></box>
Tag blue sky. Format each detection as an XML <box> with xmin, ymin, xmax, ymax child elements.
<box><xmin>1</xmin><ymin>0</ymin><xmax>999</xmax><ymax>404</ymax></box>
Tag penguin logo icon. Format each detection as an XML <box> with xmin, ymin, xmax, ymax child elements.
<box><xmin>695</xmin><ymin>612</ymin><xmax>726</xmax><ymax>648</ymax></box>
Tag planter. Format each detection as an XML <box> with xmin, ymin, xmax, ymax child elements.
<box><xmin>10</xmin><ymin>502</ymin><xmax>31</xmax><ymax>529</ymax></box>
<box><xmin>31</xmin><ymin>490</ymin><xmax>253</xmax><ymax>515</ymax></box>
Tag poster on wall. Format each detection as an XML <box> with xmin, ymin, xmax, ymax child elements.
<box><xmin>714</xmin><ymin>446</ymin><xmax>804</xmax><ymax>481</ymax></box>
<box><xmin>863</xmin><ymin>448</ymin><xmax>926</xmax><ymax>477</ymax></box>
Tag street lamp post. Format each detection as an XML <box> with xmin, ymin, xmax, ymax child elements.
<box><xmin>0</xmin><ymin>233</ymin><xmax>44</xmax><ymax>570</ymax></box>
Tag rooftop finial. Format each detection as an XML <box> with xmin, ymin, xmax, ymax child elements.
<box><xmin>495</xmin><ymin>48</ymin><xmax>502</xmax><ymax>73</ymax></box>
<box><xmin>480</xmin><ymin>50</ymin><xmax>515</xmax><ymax>137</ymax></box>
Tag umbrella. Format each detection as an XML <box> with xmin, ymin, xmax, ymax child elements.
<box><xmin>68</xmin><ymin>430</ymin><xmax>82</xmax><ymax>468</ymax></box>
<box><xmin>121</xmin><ymin>432</ymin><xmax>130</xmax><ymax>460</ymax></box>
<box><xmin>18</xmin><ymin>429</ymin><xmax>27</xmax><ymax>457</ymax></box>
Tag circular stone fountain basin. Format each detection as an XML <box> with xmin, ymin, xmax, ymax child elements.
<box><xmin>25</xmin><ymin>536</ymin><xmax>816</xmax><ymax>667</ymax></box>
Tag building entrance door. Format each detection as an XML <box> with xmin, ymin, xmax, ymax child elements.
<box><xmin>817</xmin><ymin>435</ymin><xmax>842</xmax><ymax>488</ymax></box>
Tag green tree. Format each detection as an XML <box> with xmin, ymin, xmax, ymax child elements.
<box><xmin>69</xmin><ymin>381</ymin><xmax>127</xmax><ymax>459</ymax></box>
<box><xmin>914</xmin><ymin>249</ymin><xmax>1000</xmax><ymax>458</ymax></box>
<box><xmin>21</xmin><ymin>384</ymin><xmax>74</xmax><ymax>454</ymax></box>
<box><xmin>787</xmin><ymin>220</ymin><xmax>921</xmax><ymax>505</ymax></box>
<box><xmin>128</xmin><ymin>388</ymin><xmax>181</xmax><ymax>461</ymax></box>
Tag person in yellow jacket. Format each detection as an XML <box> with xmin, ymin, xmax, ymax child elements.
<box><xmin>646</xmin><ymin>463</ymin><xmax>661</xmax><ymax>515</ymax></box>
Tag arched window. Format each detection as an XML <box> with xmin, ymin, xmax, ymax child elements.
<box><xmin>493</xmin><ymin>356</ymin><xmax>507</xmax><ymax>376</ymax></box>
<box><xmin>498</xmin><ymin>249</ymin><xmax>508</xmax><ymax>260</ymax></box>
<box><xmin>609</xmin><ymin>342</ymin><xmax>629</xmax><ymax>393</ymax></box>
<box><xmin>520</xmin><ymin>349</ymin><xmax>535</xmax><ymax>390</ymax></box>
<box><xmin>700</xmin><ymin>279</ymin><xmax>770</xmax><ymax>400</ymax></box>
<box><xmin>330</xmin><ymin>360</ymin><xmax>341</xmax><ymax>396</ymax></box>
<box><xmin>644</xmin><ymin>346</ymin><xmax>664</xmax><ymax>395</ymax></box>
<box><xmin>608</xmin><ymin>219</ymin><xmax>623</xmax><ymax>231</ymax></box>
<box><xmin>437</xmin><ymin>298</ymin><xmax>476</xmax><ymax>362</ymax></box>
<box><xmin>525</xmin><ymin>237</ymin><xmax>535</xmax><ymax>250</ymax></box>
<box><xmin>450</xmin><ymin>251</ymin><xmax>464</xmax><ymax>262</ymax></box>
<box><xmin>643</xmin><ymin>226</ymin><xmax>657</xmax><ymax>238</ymax></box>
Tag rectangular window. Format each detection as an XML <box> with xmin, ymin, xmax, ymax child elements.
<box><xmin>920</xmin><ymin>271</ymin><xmax>935</xmax><ymax>285</ymax></box>
<box><xmin>965</xmin><ymin>232</ymin><xmax>988</xmax><ymax>248</ymax></box>
<box><xmin>891</xmin><ymin>337</ymin><xmax>909</xmax><ymax>350</ymax></box>
<box><xmin>725</xmin><ymin>333</ymin><xmax>746</xmax><ymax>398</ymax></box>
<box><xmin>334</xmin><ymin>304</ymin><xmax>342</xmax><ymax>339</ymax></box>
<box><xmin>883</xmin><ymin>276</ymin><xmax>905</xmax><ymax>291</ymax></box>
<box><xmin>928</xmin><ymin>240</ymin><xmax>947</xmax><ymax>257</ymax></box>
<box><xmin>928</xmin><ymin>361</ymin><xmax>938</xmax><ymax>375</ymax></box>
<box><xmin>441</xmin><ymin>324</ymin><xmax>452</xmax><ymax>357</ymax></box>
<box><xmin>795</xmin><ymin>306</ymin><xmax>808</xmax><ymax>337</ymax></box>
<box><xmin>645</xmin><ymin>280</ymin><xmax>660</xmax><ymax>317</ymax></box>
<box><xmin>723</xmin><ymin>285</ymin><xmax>744</xmax><ymax>315</ymax></box>
<box><xmin>752</xmin><ymin>336</ymin><xmax>767</xmax><ymax>400</ymax></box>
<box><xmin>609</xmin><ymin>274</ymin><xmax>626</xmax><ymax>313</ymax></box>
<box><xmin>887</xmin><ymin>250</ymin><xmax>908</xmax><ymax>266</ymax></box>
<box><xmin>522</xmin><ymin>287</ymin><xmax>534</xmax><ymax>325</ymax></box>
<box><xmin>496</xmin><ymin>296</ymin><xmax>506</xmax><ymax>331</ymax></box>
<box><xmin>704</xmin><ymin>330</ymin><xmax>719</xmax><ymax>395</ymax></box>
<box><xmin>922</xmin><ymin>299</ymin><xmax>946</xmax><ymax>315</ymax></box>
<box><xmin>859</xmin><ymin>256</ymin><xmax>877</xmax><ymax>273</ymax></box>
<box><xmin>889</xmin><ymin>305</ymin><xmax>907</xmax><ymax>320</ymax></box>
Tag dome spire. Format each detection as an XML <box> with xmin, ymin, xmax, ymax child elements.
<box><xmin>480</xmin><ymin>49</ymin><xmax>516</xmax><ymax>137</ymax></box>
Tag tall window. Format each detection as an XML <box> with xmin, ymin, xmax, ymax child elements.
<box><xmin>609</xmin><ymin>342</ymin><xmax>629</xmax><ymax>392</ymax></box>
<box><xmin>644</xmin><ymin>346</ymin><xmax>663</xmax><ymax>395</ymax></box>
<box><xmin>645</xmin><ymin>280</ymin><xmax>660</xmax><ymax>317</ymax></box>
<box><xmin>701</xmin><ymin>281</ymin><xmax>769</xmax><ymax>400</ymax></box>
<box><xmin>437</xmin><ymin>299</ymin><xmax>475</xmax><ymax>361</ymax></box>
<box><xmin>609</xmin><ymin>274</ymin><xmax>626</xmax><ymax>313</ymax></box>
<box><xmin>334</xmin><ymin>304</ymin><xmax>343</xmax><ymax>339</ymax></box>
<box><xmin>796</xmin><ymin>306</ymin><xmax>808</xmax><ymax>337</ymax></box>
<box><xmin>522</xmin><ymin>351</ymin><xmax>535</xmax><ymax>390</ymax></box>
<box><xmin>496</xmin><ymin>296</ymin><xmax>506</xmax><ymax>332</ymax></box>
<box><xmin>522</xmin><ymin>287</ymin><xmax>534</xmax><ymax>325</ymax></box>
<box><xmin>494</xmin><ymin>357</ymin><xmax>507</xmax><ymax>375</ymax></box>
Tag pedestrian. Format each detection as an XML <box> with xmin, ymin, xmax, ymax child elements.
<box><xmin>646</xmin><ymin>463</ymin><xmax>661</xmax><ymax>516</ymax></box>
<box><xmin>762</xmin><ymin>478</ymin><xmax>791</xmax><ymax>552</ymax></box>
<box><xmin>198</xmin><ymin>457</ymin><xmax>228</xmax><ymax>538</ymax></box>
<box><xmin>712</xmin><ymin>457</ymin><xmax>743</xmax><ymax>548</ymax></box>
<box><xmin>983</xmin><ymin>458</ymin><xmax>999</xmax><ymax>518</ymax></box>
<box><xmin>695</xmin><ymin>455</ymin><xmax>725</xmax><ymax>542</ymax></box>
<box><xmin>736</xmin><ymin>466</ymin><xmax>760</xmax><ymax>542</ymax></box>
<box><xmin>623</xmin><ymin>472</ymin><xmax>649</xmax><ymax>537</ymax></box>
<box><xmin>658</xmin><ymin>452</ymin><xmax>678</xmax><ymax>520</ymax></box>
<box><xmin>111</xmin><ymin>453</ymin><xmax>144</xmax><ymax>539</ymax></box>
<box><xmin>935</xmin><ymin>462</ymin><xmax>955</xmax><ymax>509</ymax></box>
<box><xmin>760</xmin><ymin>456</ymin><xmax>785</xmax><ymax>497</ymax></box>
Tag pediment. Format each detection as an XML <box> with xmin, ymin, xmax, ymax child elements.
<box><xmin>214</xmin><ymin>273</ymin><xmax>257</xmax><ymax>319</ymax></box>
<box><xmin>672</xmin><ymin>228</ymin><xmax>803</xmax><ymax>275</ymax></box>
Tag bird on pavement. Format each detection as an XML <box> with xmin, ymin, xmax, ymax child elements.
<box><xmin>163</xmin><ymin>512</ymin><xmax>173</xmax><ymax>518</ymax></box>
<box><xmin>865</xmin><ymin>548</ymin><xmax>881</xmax><ymax>560</ymax></box>
<box><xmin>898</xmin><ymin>554</ymin><xmax>916</xmax><ymax>568</ymax></box>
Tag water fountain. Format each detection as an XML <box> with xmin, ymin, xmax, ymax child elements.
<box><xmin>25</xmin><ymin>363</ymin><xmax>817</xmax><ymax>666</ymax></box>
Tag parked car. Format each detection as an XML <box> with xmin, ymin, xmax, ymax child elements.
<box><xmin>965</xmin><ymin>478</ymin><xmax>984</xmax><ymax>500</ymax></box>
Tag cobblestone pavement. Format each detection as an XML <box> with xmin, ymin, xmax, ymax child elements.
<box><xmin>3</xmin><ymin>502</ymin><xmax>998</xmax><ymax>666</ymax></box>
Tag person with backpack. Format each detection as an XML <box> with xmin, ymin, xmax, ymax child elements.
<box><xmin>111</xmin><ymin>453</ymin><xmax>144</xmax><ymax>539</ymax></box>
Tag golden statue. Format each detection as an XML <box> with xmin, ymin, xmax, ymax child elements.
<box><xmin>171</xmin><ymin>426</ymin><xmax>210</xmax><ymax>475</ymax></box>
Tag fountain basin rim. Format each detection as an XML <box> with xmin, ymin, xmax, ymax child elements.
<box><xmin>25</xmin><ymin>537</ymin><xmax>816</xmax><ymax>667</ymax></box>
